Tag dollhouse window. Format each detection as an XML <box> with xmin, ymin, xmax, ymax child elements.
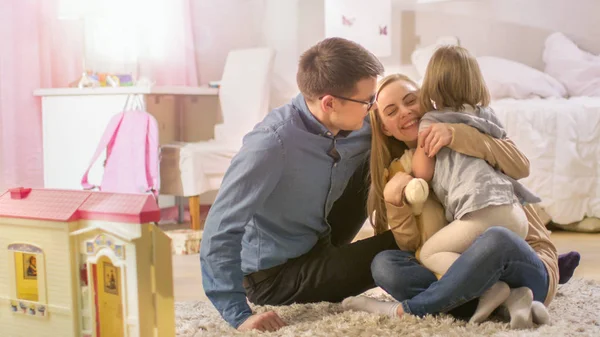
<box><xmin>7</xmin><ymin>244</ymin><xmax>46</xmax><ymax>307</ymax></box>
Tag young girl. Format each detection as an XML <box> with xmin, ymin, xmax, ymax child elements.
<box><xmin>413</xmin><ymin>45</ymin><xmax>541</xmax><ymax>322</ymax></box>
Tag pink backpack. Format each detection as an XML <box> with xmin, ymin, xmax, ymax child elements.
<box><xmin>81</xmin><ymin>108</ymin><xmax>159</xmax><ymax>198</ymax></box>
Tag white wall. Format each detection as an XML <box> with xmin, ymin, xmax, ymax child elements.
<box><xmin>412</xmin><ymin>0</ymin><xmax>600</xmax><ymax>69</ymax></box>
<box><xmin>191</xmin><ymin>0</ymin><xmax>413</xmax><ymax>108</ymax></box>
<box><xmin>191</xmin><ymin>0</ymin><xmax>600</xmax><ymax>105</ymax></box>
<box><xmin>259</xmin><ymin>0</ymin><xmax>416</xmax><ymax>106</ymax></box>
<box><xmin>260</xmin><ymin>0</ymin><xmax>302</xmax><ymax>108</ymax></box>
<box><xmin>190</xmin><ymin>0</ymin><xmax>265</xmax><ymax>84</ymax></box>
<box><xmin>490</xmin><ymin>0</ymin><xmax>600</xmax><ymax>52</ymax></box>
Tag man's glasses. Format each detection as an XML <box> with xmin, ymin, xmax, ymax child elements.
<box><xmin>320</xmin><ymin>94</ymin><xmax>377</xmax><ymax>111</ymax></box>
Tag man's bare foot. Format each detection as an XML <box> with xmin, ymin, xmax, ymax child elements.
<box><xmin>396</xmin><ymin>304</ymin><xmax>405</xmax><ymax>318</ymax></box>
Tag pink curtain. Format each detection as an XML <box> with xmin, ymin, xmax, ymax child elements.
<box><xmin>0</xmin><ymin>0</ymin><xmax>76</xmax><ymax>192</ymax></box>
<box><xmin>0</xmin><ymin>0</ymin><xmax>198</xmax><ymax>192</ymax></box>
<box><xmin>139</xmin><ymin>0</ymin><xmax>199</xmax><ymax>86</ymax></box>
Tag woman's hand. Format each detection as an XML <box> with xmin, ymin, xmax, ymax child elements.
<box><xmin>383</xmin><ymin>171</ymin><xmax>413</xmax><ymax>206</ymax></box>
<box><xmin>419</xmin><ymin>123</ymin><xmax>454</xmax><ymax>157</ymax></box>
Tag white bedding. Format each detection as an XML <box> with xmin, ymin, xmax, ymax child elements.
<box><xmin>491</xmin><ymin>97</ymin><xmax>600</xmax><ymax>224</ymax></box>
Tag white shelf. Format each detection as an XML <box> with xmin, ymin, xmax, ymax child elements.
<box><xmin>33</xmin><ymin>85</ymin><xmax>218</xmax><ymax>97</ymax></box>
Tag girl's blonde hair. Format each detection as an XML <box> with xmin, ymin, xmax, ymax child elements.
<box><xmin>419</xmin><ymin>45</ymin><xmax>490</xmax><ymax>113</ymax></box>
<box><xmin>367</xmin><ymin>74</ymin><xmax>416</xmax><ymax>234</ymax></box>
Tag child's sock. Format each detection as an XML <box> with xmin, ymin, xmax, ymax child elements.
<box><xmin>558</xmin><ymin>251</ymin><xmax>580</xmax><ymax>284</ymax></box>
<box><xmin>342</xmin><ymin>296</ymin><xmax>401</xmax><ymax>318</ymax></box>
<box><xmin>531</xmin><ymin>301</ymin><xmax>550</xmax><ymax>325</ymax></box>
<box><xmin>469</xmin><ymin>281</ymin><xmax>510</xmax><ymax>323</ymax></box>
<box><xmin>502</xmin><ymin>287</ymin><xmax>534</xmax><ymax>329</ymax></box>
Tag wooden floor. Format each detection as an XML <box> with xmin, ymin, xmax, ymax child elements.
<box><xmin>550</xmin><ymin>230</ymin><xmax>600</xmax><ymax>281</ymax></box>
<box><xmin>173</xmin><ymin>229</ymin><xmax>599</xmax><ymax>302</ymax></box>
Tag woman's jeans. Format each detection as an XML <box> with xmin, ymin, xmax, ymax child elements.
<box><xmin>371</xmin><ymin>226</ymin><xmax>549</xmax><ymax>318</ymax></box>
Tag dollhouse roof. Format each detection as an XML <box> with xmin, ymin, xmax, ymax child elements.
<box><xmin>0</xmin><ymin>188</ymin><xmax>160</xmax><ymax>223</ymax></box>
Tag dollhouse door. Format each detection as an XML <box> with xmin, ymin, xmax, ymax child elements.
<box><xmin>93</xmin><ymin>256</ymin><xmax>124</xmax><ymax>337</ymax></box>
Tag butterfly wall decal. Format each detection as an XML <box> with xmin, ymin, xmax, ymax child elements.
<box><xmin>342</xmin><ymin>15</ymin><xmax>356</xmax><ymax>26</ymax></box>
<box><xmin>379</xmin><ymin>25</ymin><xmax>388</xmax><ymax>36</ymax></box>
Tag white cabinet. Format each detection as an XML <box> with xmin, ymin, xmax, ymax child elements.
<box><xmin>34</xmin><ymin>86</ymin><xmax>219</xmax><ymax>205</ymax></box>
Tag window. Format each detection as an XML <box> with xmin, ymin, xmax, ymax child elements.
<box><xmin>8</xmin><ymin>244</ymin><xmax>47</xmax><ymax>317</ymax></box>
<box><xmin>58</xmin><ymin>0</ymin><xmax>177</xmax><ymax>74</ymax></box>
<box><xmin>14</xmin><ymin>251</ymin><xmax>39</xmax><ymax>301</ymax></box>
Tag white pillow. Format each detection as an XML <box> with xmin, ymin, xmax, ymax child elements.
<box><xmin>477</xmin><ymin>56</ymin><xmax>567</xmax><ymax>100</ymax></box>
<box><xmin>543</xmin><ymin>32</ymin><xmax>600</xmax><ymax>97</ymax></box>
<box><xmin>411</xmin><ymin>36</ymin><xmax>460</xmax><ymax>79</ymax></box>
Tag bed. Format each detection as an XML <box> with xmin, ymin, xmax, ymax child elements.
<box><xmin>407</xmin><ymin>21</ymin><xmax>600</xmax><ymax>230</ymax></box>
<box><xmin>490</xmin><ymin>97</ymin><xmax>600</xmax><ymax>225</ymax></box>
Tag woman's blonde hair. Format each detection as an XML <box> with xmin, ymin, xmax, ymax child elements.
<box><xmin>366</xmin><ymin>74</ymin><xmax>416</xmax><ymax>234</ymax></box>
<box><xmin>419</xmin><ymin>45</ymin><xmax>490</xmax><ymax>113</ymax></box>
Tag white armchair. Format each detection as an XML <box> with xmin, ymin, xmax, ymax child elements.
<box><xmin>160</xmin><ymin>47</ymin><xmax>276</xmax><ymax>230</ymax></box>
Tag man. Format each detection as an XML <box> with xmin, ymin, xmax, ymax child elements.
<box><xmin>200</xmin><ymin>37</ymin><xmax>398</xmax><ymax>332</ymax></box>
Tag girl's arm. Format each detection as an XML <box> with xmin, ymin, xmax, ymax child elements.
<box><xmin>413</xmin><ymin>140</ymin><xmax>435</xmax><ymax>182</ymax></box>
<box><xmin>447</xmin><ymin>124</ymin><xmax>530</xmax><ymax>179</ymax></box>
<box><xmin>413</xmin><ymin>118</ymin><xmax>436</xmax><ymax>182</ymax></box>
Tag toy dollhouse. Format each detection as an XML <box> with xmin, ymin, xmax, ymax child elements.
<box><xmin>0</xmin><ymin>187</ymin><xmax>175</xmax><ymax>337</ymax></box>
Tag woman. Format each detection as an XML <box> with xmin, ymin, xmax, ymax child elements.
<box><xmin>343</xmin><ymin>74</ymin><xmax>559</xmax><ymax>328</ymax></box>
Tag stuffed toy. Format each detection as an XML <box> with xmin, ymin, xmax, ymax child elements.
<box><xmin>385</xmin><ymin>149</ymin><xmax>429</xmax><ymax>215</ymax></box>
<box><xmin>385</xmin><ymin>149</ymin><xmax>446</xmax><ymax>279</ymax></box>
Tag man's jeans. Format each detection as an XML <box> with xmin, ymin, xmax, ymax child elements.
<box><xmin>371</xmin><ymin>227</ymin><xmax>549</xmax><ymax>318</ymax></box>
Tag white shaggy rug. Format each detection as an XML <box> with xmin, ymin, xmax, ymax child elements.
<box><xmin>175</xmin><ymin>278</ymin><xmax>600</xmax><ymax>337</ymax></box>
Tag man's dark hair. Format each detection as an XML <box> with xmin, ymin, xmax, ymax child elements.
<box><xmin>297</xmin><ymin>37</ymin><xmax>384</xmax><ymax>101</ymax></box>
